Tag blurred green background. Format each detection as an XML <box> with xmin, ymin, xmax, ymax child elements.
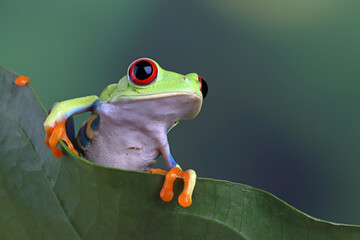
<box><xmin>1</xmin><ymin>0</ymin><xmax>360</xmax><ymax>224</ymax></box>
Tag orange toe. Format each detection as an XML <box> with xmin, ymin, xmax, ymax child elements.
<box><xmin>178</xmin><ymin>192</ymin><xmax>192</xmax><ymax>207</ymax></box>
<box><xmin>178</xmin><ymin>169</ymin><xmax>197</xmax><ymax>207</ymax></box>
<box><xmin>15</xmin><ymin>76</ymin><xmax>30</xmax><ymax>85</ymax></box>
<box><xmin>159</xmin><ymin>167</ymin><xmax>182</xmax><ymax>202</ymax></box>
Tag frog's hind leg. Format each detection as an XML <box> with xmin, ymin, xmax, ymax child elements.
<box><xmin>76</xmin><ymin>114</ymin><xmax>100</xmax><ymax>156</ymax></box>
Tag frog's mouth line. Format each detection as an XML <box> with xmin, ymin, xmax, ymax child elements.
<box><xmin>111</xmin><ymin>91</ymin><xmax>203</xmax><ymax>102</ymax></box>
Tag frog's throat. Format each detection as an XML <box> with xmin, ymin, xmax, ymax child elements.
<box><xmin>102</xmin><ymin>92</ymin><xmax>203</xmax><ymax>121</ymax></box>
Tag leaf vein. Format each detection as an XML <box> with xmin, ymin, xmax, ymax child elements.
<box><xmin>1</xmin><ymin>110</ymin><xmax>82</xmax><ymax>240</ymax></box>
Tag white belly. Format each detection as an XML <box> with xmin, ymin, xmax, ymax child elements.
<box><xmin>82</xmin><ymin>94</ymin><xmax>201</xmax><ymax>171</ymax></box>
<box><xmin>83</xmin><ymin>100</ymin><xmax>171</xmax><ymax>171</ymax></box>
<box><xmin>84</xmin><ymin>120</ymin><xmax>162</xmax><ymax>171</ymax></box>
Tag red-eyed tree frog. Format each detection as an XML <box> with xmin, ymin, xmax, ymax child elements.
<box><xmin>43</xmin><ymin>58</ymin><xmax>208</xmax><ymax>207</ymax></box>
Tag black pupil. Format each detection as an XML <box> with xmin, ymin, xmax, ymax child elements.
<box><xmin>133</xmin><ymin>61</ymin><xmax>153</xmax><ymax>80</ymax></box>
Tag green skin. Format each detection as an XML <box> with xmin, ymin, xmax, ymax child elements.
<box><xmin>44</xmin><ymin>59</ymin><xmax>203</xmax><ymax>129</ymax></box>
<box><xmin>44</xmin><ymin>58</ymin><xmax>205</xmax><ymax>207</ymax></box>
<box><xmin>44</xmin><ymin>58</ymin><xmax>205</xmax><ymax>171</ymax></box>
<box><xmin>100</xmin><ymin>64</ymin><xmax>202</xmax><ymax>104</ymax></box>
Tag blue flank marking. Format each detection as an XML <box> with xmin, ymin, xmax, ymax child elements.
<box><xmin>64</xmin><ymin>107</ymin><xmax>86</xmax><ymax>119</ymax></box>
<box><xmin>90</xmin><ymin>115</ymin><xmax>100</xmax><ymax>131</ymax></box>
<box><xmin>169</xmin><ymin>153</ymin><xmax>177</xmax><ymax>169</ymax></box>
<box><xmin>78</xmin><ymin>124</ymin><xmax>90</xmax><ymax>147</ymax></box>
<box><xmin>92</xmin><ymin>99</ymin><xmax>100</xmax><ymax>109</ymax></box>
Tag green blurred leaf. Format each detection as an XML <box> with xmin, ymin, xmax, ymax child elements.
<box><xmin>1</xmin><ymin>64</ymin><xmax>360</xmax><ymax>240</ymax></box>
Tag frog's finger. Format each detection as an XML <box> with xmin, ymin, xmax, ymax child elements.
<box><xmin>44</xmin><ymin>125</ymin><xmax>54</xmax><ymax>148</ymax></box>
<box><xmin>48</xmin><ymin>120</ymin><xmax>66</xmax><ymax>158</ymax></box>
<box><xmin>178</xmin><ymin>169</ymin><xmax>197</xmax><ymax>207</ymax></box>
<box><xmin>160</xmin><ymin>167</ymin><xmax>183</xmax><ymax>202</ymax></box>
<box><xmin>14</xmin><ymin>75</ymin><xmax>30</xmax><ymax>85</ymax></box>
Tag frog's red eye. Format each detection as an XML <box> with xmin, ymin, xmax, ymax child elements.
<box><xmin>198</xmin><ymin>76</ymin><xmax>208</xmax><ymax>99</ymax></box>
<box><xmin>128</xmin><ymin>58</ymin><xmax>158</xmax><ymax>85</ymax></box>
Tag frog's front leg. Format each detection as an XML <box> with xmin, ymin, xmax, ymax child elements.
<box><xmin>148</xmin><ymin>145</ymin><xmax>197</xmax><ymax>207</ymax></box>
<box><xmin>44</xmin><ymin>95</ymin><xmax>99</xmax><ymax>158</ymax></box>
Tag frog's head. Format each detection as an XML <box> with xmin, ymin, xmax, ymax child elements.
<box><xmin>101</xmin><ymin>58</ymin><xmax>208</xmax><ymax>120</ymax></box>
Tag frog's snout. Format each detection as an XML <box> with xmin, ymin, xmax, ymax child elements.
<box><xmin>182</xmin><ymin>74</ymin><xmax>208</xmax><ymax>99</ymax></box>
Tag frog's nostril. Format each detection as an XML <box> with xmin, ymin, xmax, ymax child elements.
<box><xmin>198</xmin><ymin>76</ymin><xmax>208</xmax><ymax>99</ymax></box>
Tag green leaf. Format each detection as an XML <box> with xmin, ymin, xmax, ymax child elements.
<box><xmin>1</xmin><ymin>65</ymin><xmax>360</xmax><ymax>240</ymax></box>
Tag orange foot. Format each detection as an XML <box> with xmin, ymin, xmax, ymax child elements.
<box><xmin>14</xmin><ymin>76</ymin><xmax>30</xmax><ymax>85</ymax></box>
<box><xmin>45</xmin><ymin>118</ymin><xmax>78</xmax><ymax>158</ymax></box>
<box><xmin>147</xmin><ymin>167</ymin><xmax>197</xmax><ymax>207</ymax></box>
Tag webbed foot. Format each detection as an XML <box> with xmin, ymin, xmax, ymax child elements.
<box><xmin>45</xmin><ymin>118</ymin><xmax>78</xmax><ymax>158</ymax></box>
<box><xmin>147</xmin><ymin>167</ymin><xmax>197</xmax><ymax>207</ymax></box>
